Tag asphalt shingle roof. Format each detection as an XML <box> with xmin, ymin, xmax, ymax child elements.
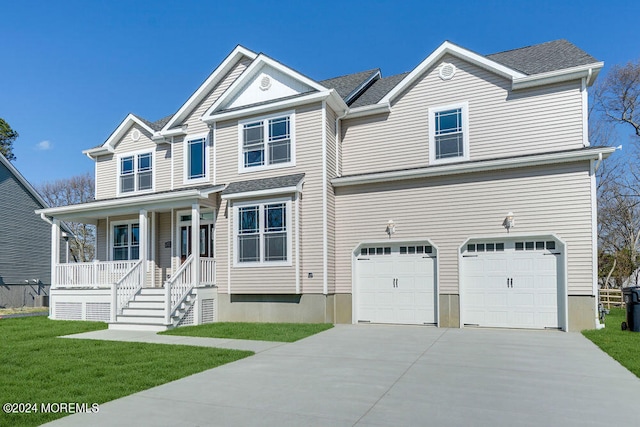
<box><xmin>486</xmin><ymin>39</ymin><xmax>599</xmax><ymax>75</ymax></box>
<box><xmin>349</xmin><ymin>72</ymin><xmax>410</xmax><ymax>108</ymax></box>
<box><xmin>222</xmin><ymin>173</ymin><xmax>305</xmax><ymax>195</ymax></box>
<box><xmin>319</xmin><ymin>69</ymin><xmax>380</xmax><ymax>102</ymax></box>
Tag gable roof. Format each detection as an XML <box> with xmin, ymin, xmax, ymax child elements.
<box><xmin>0</xmin><ymin>153</ymin><xmax>49</xmax><ymax>209</ymax></box>
<box><xmin>319</xmin><ymin>69</ymin><xmax>381</xmax><ymax>105</ymax></box>
<box><xmin>486</xmin><ymin>39</ymin><xmax>599</xmax><ymax>75</ymax></box>
<box><xmin>349</xmin><ymin>72</ymin><xmax>410</xmax><ymax>108</ymax></box>
<box><xmin>83</xmin><ymin>113</ymin><xmax>157</xmax><ymax>157</ymax></box>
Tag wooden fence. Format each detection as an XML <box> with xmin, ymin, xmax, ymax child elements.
<box><xmin>599</xmin><ymin>288</ymin><xmax>624</xmax><ymax>309</ymax></box>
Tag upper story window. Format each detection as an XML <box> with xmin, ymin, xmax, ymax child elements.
<box><xmin>428</xmin><ymin>102</ymin><xmax>469</xmax><ymax>164</ymax></box>
<box><xmin>184</xmin><ymin>132</ymin><xmax>210</xmax><ymax>183</ymax></box>
<box><xmin>239</xmin><ymin>112</ymin><xmax>295</xmax><ymax>173</ymax></box>
<box><xmin>119</xmin><ymin>152</ymin><xmax>153</xmax><ymax>194</ymax></box>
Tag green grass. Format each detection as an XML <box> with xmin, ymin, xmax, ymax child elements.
<box><xmin>582</xmin><ymin>308</ymin><xmax>640</xmax><ymax>378</ymax></box>
<box><xmin>160</xmin><ymin>321</ymin><xmax>334</xmax><ymax>342</ymax></box>
<box><xmin>0</xmin><ymin>317</ymin><xmax>253</xmax><ymax>427</ymax></box>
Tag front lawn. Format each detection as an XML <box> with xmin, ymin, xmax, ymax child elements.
<box><xmin>0</xmin><ymin>317</ymin><xmax>253</xmax><ymax>427</ymax></box>
<box><xmin>582</xmin><ymin>308</ymin><xmax>640</xmax><ymax>378</ymax></box>
<box><xmin>161</xmin><ymin>322</ymin><xmax>333</xmax><ymax>342</ymax></box>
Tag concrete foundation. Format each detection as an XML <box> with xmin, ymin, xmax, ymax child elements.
<box><xmin>568</xmin><ymin>295</ymin><xmax>597</xmax><ymax>332</ymax></box>
<box><xmin>218</xmin><ymin>294</ymin><xmax>335</xmax><ymax>323</ymax></box>
<box><xmin>439</xmin><ymin>294</ymin><xmax>460</xmax><ymax>328</ymax></box>
<box><xmin>334</xmin><ymin>293</ymin><xmax>353</xmax><ymax>324</ymax></box>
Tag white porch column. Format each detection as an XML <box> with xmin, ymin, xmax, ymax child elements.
<box><xmin>139</xmin><ymin>209</ymin><xmax>148</xmax><ymax>287</ymax></box>
<box><xmin>50</xmin><ymin>219</ymin><xmax>61</xmax><ymax>288</ymax></box>
<box><xmin>191</xmin><ymin>203</ymin><xmax>200</xmax><ymax>286</ymax></box>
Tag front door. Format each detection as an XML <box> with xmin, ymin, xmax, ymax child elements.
<box><xmin>180</xmin><ymin>224</ymin><xmax>213</xmax><ymax>263</ymax></box>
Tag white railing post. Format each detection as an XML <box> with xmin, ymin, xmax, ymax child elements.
<box><xmin>111</xmin><ymin>283</ymin><xmax>117</xmax><ymax>322</ymax></box>
<box><xmin>50</xmin><ymin>219</ymin><xmax>61</xmax><ymax>289</ymax></box>
<box><xmin>93</xmin><ymin>259</ymin><xmax>98</xmax><ymax>286</ymax></box>
<box><xmin>165</xmin><ymin>280</ymin><xmax>171</xmax><ymax>324</ymax></box>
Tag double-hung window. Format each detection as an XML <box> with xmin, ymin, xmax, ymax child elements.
<box><xmin>185</xmin><ymin>133</ymin><xmax>209</xmax><ymax>181</ymax></box>
<box><xmin>240</xmin><ymin>113</ymin><xmax>294</xmax><ymax>172</ymax></box>
<box><xmin>112</xmin><ymin>223</ymin><xmax>139</xmax><ymax>260</ymax></box>
<box><xmin>119</xmin><ymin>152</ymin><xmax>153</xmax><ymax>193</ymax></box>
<box><xmin>236</xmin><ymin>200</ymin><xmax>290</xmax><ymax>265</ymax></box>
<box><xmin>428</xmin><ymin>102</ymin><xmax>469</xmax><ymax>164</ymax></box>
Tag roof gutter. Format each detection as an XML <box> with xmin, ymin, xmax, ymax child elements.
<box><xmin>344</xmin><ymin>102</ymin><xmax>391</xmax><ymax>119</ymax></box>
<box><xmin>332</xmin><ymin>147</ymin><xmax>616</xmax><ymax>187</ymax></box>
<box><xmin>512</xmin><ymin>62</ymin><xmax>604</xmax><ymax>90</ymax></box>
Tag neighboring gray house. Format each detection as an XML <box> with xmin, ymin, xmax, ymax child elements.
<box><xmin>38</xmin><ymin>39</ymin><xmax>613</xmax><ymax>331</ymax></box>
<box><xmin>0</xmin><ymin>153</ymin><xmax>62</xmax><ymax>307</ymax></box>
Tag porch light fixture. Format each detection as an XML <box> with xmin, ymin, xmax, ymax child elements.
<box><xmin>502</xmin><ymin>212</ymin><xmax>515</xmax><ymax>233</ymax></box>
<box><xmin>386</xmin><ymin>219</ymin><xmax>396</xmax><ymax>238</ymax></box>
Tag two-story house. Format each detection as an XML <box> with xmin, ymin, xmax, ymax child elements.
<box><xmin>37</xmin><ymin>39</ymin><xmax>613</xmax><ymax>331</ymax></box>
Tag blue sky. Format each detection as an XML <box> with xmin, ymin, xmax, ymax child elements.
<box><xmin>2</xmin><ymin>0</ymin><xmax>639</xmax><ymax>186</ymax></box>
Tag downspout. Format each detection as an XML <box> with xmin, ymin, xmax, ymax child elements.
<box><xmin>335</xmin><ymin>108</ymin><xmax>349</xmax><ymax>177</ymax></box>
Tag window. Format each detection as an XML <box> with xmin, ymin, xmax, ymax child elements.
<box><xmin>119</xmin><ymin>152</ymin><xmax>153</xmax><ymax>193</ymax></box>
<box><xmin>429</xmin><ymin>102</ymin><xmax>469</xmax><ymax>164</ymax></box>
<box><xmin>235</xmin><ymin>200</ymin><xmax>291</xmax><ymax>265</ymax></box>
<box><xmin>112</xmin><ymin>223</ymin><xmax>139</xmax><ymax>260</ymax></box>
<box><xmin>239</xmin><ymin>113</ymin><xmax>294</xmax><ymax>172</ymax></box>
<box><xmin>185</xmin><ymin>133</ymin><xmax>209</xmax><ymax>182</ymax></box>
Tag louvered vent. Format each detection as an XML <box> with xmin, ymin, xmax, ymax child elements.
<box><xmin>201</xmin><ymin>298</ymin><xmax>216</xmax><ymax>324</ymax></box>
<box><xmin>439</xmin><ymin>63</ymin><xmax>456</xmax><ymax>80</ymax></box>
<box><xmin>86</xmin><ymin>303</ymin><xmax>110</xmax><ymax>321</ymax></box>
<box><xmin>55</xmin><ymin>302</ymin><xmax>82</xmax><ymax>320</ymax></box>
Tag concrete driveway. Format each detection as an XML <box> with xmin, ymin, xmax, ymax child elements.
<box><xmin>45</xmin><ymin>325</ymin><xmax>639</xmax><ymax>426</ymax></box>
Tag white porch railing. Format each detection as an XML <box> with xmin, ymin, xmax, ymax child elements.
<box><xmin>200</xmin><ymin>257</ymin><xmax>216</xmax><ymax>286</ymax></box>
<box><xmin>165</xmin><ymin>255</ymin><xmax>195</xmax><ymax>324</ymax></box>
<box><xmin>54</xmin><ymin>260</ymin><xmax>139</xmax><ymax>287</ymax></box>
<box><xmin>110</xmin><ymin>260</ymin><xmax>144</xmax><ymax>320</ymax></box>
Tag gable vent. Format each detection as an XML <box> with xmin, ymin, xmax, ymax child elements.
<box><xmin>439</xmin><ymin>63</ymin><xmax>456</xmax><ymax>81</ymax></box>
<box><xmin>131</xmin><ymin>129</ymin><xmax>141</xmax><ymax>141</ymax></box>
<box><xmin>259</xmin><ymin>75</ymin><xmax>272</xmax><ymax>91</ymax></box>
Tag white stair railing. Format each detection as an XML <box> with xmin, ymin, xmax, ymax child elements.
<box><xmin>110</xmin><ymin>260</ymin><xmax>143</xmax><ymax>321</ymax></box>
<box><xmin>199</xmin><ymin>257</ymin><xmax>216</xmax><ymax>286</ymax></box>
<box><xmin>164</xmin><ymin>255</ymin><xmax>195</xmax><ymax>324</ymax></box>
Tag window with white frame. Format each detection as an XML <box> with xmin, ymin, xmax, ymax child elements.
<box><xmin>240</xmin><ymin>113</ymin><xmax>293</xmax><ymax>171</ymax></box>
<box><xmin>428</xmin><ymin>102</ymin><xmax>469</xmax><ymax>164</ymax></box>
<box><xmin>112</xmin><ymin>222</ymin><xmax>139</xmax><ymax>260</ymax></box>
<box><xmin>119</xmin><ymin>152</ymin><xmax>153</xmax><ymax>193</ymax></box>
<box><xmin>185</xmin><ymin>133</ymin><xmax>209</xmax><ymax>181</ymax></box>
<box><xmin>236</xmin><ymin>200</ymin><xmax>290</xmax><ymax>265</ymax></box>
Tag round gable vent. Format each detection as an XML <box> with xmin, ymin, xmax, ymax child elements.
<box><xmin>131</xmin><ymin>129</ymin><xmax>141</xmax><ymax>141</ymax></box>
<box><xmin>439</xmin><ymin>63</ymin><xmax>456</xmax><ymax>81</ymax></box>
<box><xmin>259</xmin><ymin>75</ymin><xmax>272</xmax><ymax>91</ymax></box>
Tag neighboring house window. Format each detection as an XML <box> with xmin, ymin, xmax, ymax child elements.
<box><xmin>239</xmin><ymin>112</ymin><xmax>294</xmax><ymax>172</ymax></box>
<box><xmin>112</xmin><ymin>223</ymin><xmax>139</xmax><ymax>260</ymax></box>
<box><xmin>235</xmin><ymin>200</ymin><xmax>290</xmax><ymax>265</ymax></box>
<box><xmin>184</xmin><ymin>132</ymin><xmax>209</xmax><ymax>182</ymax></box>
<box><xmin>119</xmin><ymin>152</ymin><xmax>153</xmax><ymax>193</ymax></box>
<box><xmin>428</xmin><ymin>102</ymin><xmax>469</xmax><ymax>164</ymax></box>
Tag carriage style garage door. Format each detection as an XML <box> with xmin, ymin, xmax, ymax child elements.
<box><xmin>356</xmin><ymin>243</ymin><xmax>437</xmax><ymax>325</ymax></box>
<box><xmin>461</xmin><ymin>239</ymin><xmax>562</xmax><ymax>329</ymax></box>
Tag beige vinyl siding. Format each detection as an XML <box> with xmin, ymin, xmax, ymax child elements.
<box><xmin>95</xmin><ymin>123</ymin><xmax>170</xmax><ymax>199</ymax></box>
<box><xmin>214</xmin><ymin>103</ymin><xmax>326</xmax><ymax>294</ymax></box>
<box><xmin>341</xmin><ymin>54</ymin><xmax>584</xmax><ymax>176</ymax></box>
<box><xmin>325</xmin><ymin>107</ymin><xmax>337</xmax><ymax>293</ymax></box>
<box><xmin>156</xmin><ymin>212</ymin><xmax>172</xmax><ymax>285</ymax></box>
<box><xmin>96</xmin><ymin>219</ymin><xmax>107</xmax><ymax>261</ymax></box>
<box><xmin>334</xmin><ymin>162</ymin><xmax>594</xmax><ymax>296</ymax></box>
<box><xmin>173</xmin><ymin>57</ymin><xmax>252</xmax><ymax>189</ymax></box>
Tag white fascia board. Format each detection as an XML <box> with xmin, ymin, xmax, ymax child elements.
<box><xmin>344</xmin><ymin>102</ymin><xmax>391</xmax><ymax>119</ymax></box>
<box><xmin>343</xmin><ymin>70</ymin><xmax>381</xmax><ymax>105</ymax></box>
<box><xmin>325</xmin><ymin>89</ymin><xmax>349</xmax><ymax>115</ymax></box>
<box><xmin>512</xmin><ymin>62</ymin><xmax>604</xmax><ymax>90</ymax></box>
<box><xmin>203</xmin><ymin>91</ymin><xmax>332</xmax><ymax>123</ymax></box>
<box><xmin>84</xmin><ymin>114</ymin><xmax>154</xmax><ymax>159</ymax></box>
<box><xmin>36</xmin><ymin>185</ymin><xmax>225</xmax><ymax>217</ymax></box>
<box><xmin>332</xmin><ymin>147</ymin><xmax>616</xmax><ymax>187</ymax></box>
<box><xmin>221</xmin><ymin>185</ymin><xmax>301</xmax><ymax>201</ymax></box>
<box><xmin>380</xmin><ymin>41</ymin><xmax>526</xmax><ymax>105</ymax></box>
<box><xmin>203</xmin><ymin>53</ymin><xmax>328</xmax><ymax>119</ymax></box>
<box><xmin>162</xmin><ymin>46</ymin><xmax>257</xmax><ymax>132</ymax></box>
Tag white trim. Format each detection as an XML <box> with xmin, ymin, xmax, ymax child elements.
<box><xmin>343</xmin><ymin>102</ymin><xmax>391</xmax><ymax>119</ymax></box>
<box><xmin>380</xmin><ymin>41</ymin><xmax>526</xmax><ymax>105</ymax></box>
<box><xmin>295</xmin><ymin>192</ymin><xmax>300</xmax><ymax>294</ymax></box>
<box><xmin>428</xmin><ymin>101</ymin><xmax>470</xmax><ymax>165</ymax></box>
<box><xmin>322</xmin><ymin>101</ymin><xmax>328</xmax><ymax>295</ymax></box>
<box><xmin>161</xmin><ymin>46</ymin><xmax>257</xmax><ymax>132</ymax></box>
<box><xmin>110</xmin><ymin>219</ymin><xmax>141</xmax><ymax>262</ymax></box>
<box><xmin>351</xmin><ymin>238</ymin><xmax>439</xmax><ymax>326</ymax></box>
<box><xmin>221</xmin><ymin>185</ymin><xmax>300</xmax><ymax>201</ymax></box>
<box><xmin>232</xmin><ymin>197</ymin><xmax>293</xmax><ymax>268</ymax></box>
<box><xmin>170</xmin><ymin>136</ymin><xmax>175</xmax><ymax>190</ymax></box>
<box><xmin>211</xmin><ymin>123</ymin><xmax>217</xmax><ymax>185</ymax></box>
<box><xmin>183</xmin><ymin>131</ymin><xmax>211</xmax><ymax>184</ymax></box>
<box><xmin>343</xmin><ymin>70</ymin><xmax>381</xmax><ymax>105</ymax></box>
<box><xmin>151</xmin><ymin>211</ymin><xmax>156</xmax><ymax>287</ymax></box>
<box><xmin>116</xmin><ymin>148</ymin><xmax>155</xmax><ymax>196</ymax></box>
<box><xmin>83</xmin><ymin>114</ymin><xmax>155</xmax><ymax>158</ymax></box>
<box><xmin>203</xmin><ymin>53</ymin><xmax>328</xmax><ymax>119</ymax></box>
<box><xmin>237</xmin><ymin>111</ymin><xmax>296</xmax><ymax>174</ymax></box>
<box><xmin>582</xmin><ymin>78</ymin><xmax>590</xmax><ymax>147</ymax></box>
<box><xmin>590</xmin><ymin>160</ymin><xmax>601</xmax><ymax>327</ymax></box>
<box><xmin>512</xmin><ymin>63</ymin><xmax>603</xmax><ymax>90</ymax></box>
<box><xmin>227</xmin><ymin>200</ymin><xmax>232</xmax><ymax>293</ymax></box>
<box><xmin>458</xmin><ymin>233</ymin><xmax>568</xmax><ymax>331</ymax></box>
<box><xmin>332</xmin><ymin>146</ymin><xmax>616</xmax><ymax>187</ymax></box>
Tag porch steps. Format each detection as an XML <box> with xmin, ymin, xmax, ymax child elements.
<box><xmin>109</xmin><ymin>288</ymin><xmax>169</xmax><ymax>332</ymax></box>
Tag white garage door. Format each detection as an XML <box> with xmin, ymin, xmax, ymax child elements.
<box><xmin>461</xmin><ymin>239</ymin><xmax>561</xmax><ymax>329</ymax></box>
<box><xmin>356</xmin><ymin>244</ymin><xmax>437</xmax><ymax>325</ymax></box>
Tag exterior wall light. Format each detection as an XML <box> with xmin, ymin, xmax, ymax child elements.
<box><xmin>386</xmin><ymin>219</ymin><xmax>396</xmax><ymax>238</ymax></box>
<box><xmin>502</xmin><ymin>212</ymin><xmax>515</xmax><ymax>233</ymax></box>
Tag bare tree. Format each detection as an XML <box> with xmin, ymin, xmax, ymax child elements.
<box><xmin>597</xmin><ymin>59</ymin><xmax>640</xmax><ymax>137</ymax></box>
<box><xmin>38</xmin><ymin>173</ymin><xmax>96</xmax><ymax>262</ymax></box>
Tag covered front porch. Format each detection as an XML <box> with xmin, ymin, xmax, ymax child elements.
<box><xmin>36</xmin><ymin>186</ymin><xmax>223</xmax><ymax>330</ymax></box>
